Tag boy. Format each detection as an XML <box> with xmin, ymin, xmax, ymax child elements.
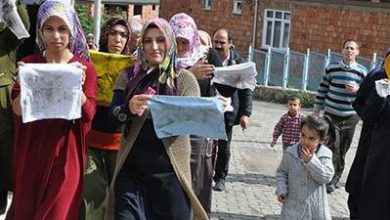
<box><xmin>271</xmin><ymin>95</ymin><xmax>305</xmax><ymax>150</ymax></box>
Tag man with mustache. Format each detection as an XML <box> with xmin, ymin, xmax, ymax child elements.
<box><xmin>212</xmin><ymin>28</ymin><xmax>253</xmax><ymax>191</ymax></box>
<box><xmin>313</xmin><ymin>39</ymin><xmax>367</xmax><ymax>194</ymax></box>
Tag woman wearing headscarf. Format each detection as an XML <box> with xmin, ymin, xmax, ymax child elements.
<box><xmin>6</xmin><ymin>1</ymin><xmax>96</xmax><ymax>219</ymax></box>
<box><xmin>169</xmin><ymin>13</ymin><xmax>222</xmax><ymax>217</ymax></box>
<box><xmin>80</xmin><ymin>17</ymin><xmax>131</xmax><ymax>220</ymax></box>
<box><xmin>106</xmin><ymin>18</ymin><xmax>208</xmax><ymax>220</ymax></box>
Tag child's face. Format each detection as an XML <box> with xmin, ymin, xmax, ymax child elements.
<box><xmin>300</xmin><ymin>125</ymin><xmax>322</xmax><ymax>151</ymax></box>
<box><xmin>287</xmin><ymin>99</ymin><xmax>301</xmax><ymax>115</ymax></box>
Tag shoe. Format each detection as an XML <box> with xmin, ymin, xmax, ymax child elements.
<box><xmin>326</xmin><ymin>184</ymin><xmax>335</xmax><ymax>194</ymax></box>
<box><xmin>213</xmin><ymin>181</ymin><xmax>225</xmax><ymax>191</ymax></box>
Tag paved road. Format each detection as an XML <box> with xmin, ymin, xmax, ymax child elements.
<box><xmin>0</xmin><ymin>100</ymin><xmax>360</xmax><ymax>220</ymax></box>
<box><xmin>211</xmin><ymin>100</ymin><xmax>360</xmax><ymax>220</ymax></box>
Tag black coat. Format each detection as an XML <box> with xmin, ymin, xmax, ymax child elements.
<box><xmin>346</xmin><ymin>67</ymin><xmax>386</xmax><ymax>194</ymax></box>
<box><xmin>356</xmin><ymin>68</ymin><xmax>390</xmax><ymax>219</ymax></box>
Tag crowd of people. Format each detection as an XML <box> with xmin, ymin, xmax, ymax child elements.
<box><xmin>1</xmin><ymin>0</ymin><xmax>390</xmax><ymax>220</ymax></box>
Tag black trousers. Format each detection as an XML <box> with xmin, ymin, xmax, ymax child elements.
<box><xmin>325</xmin><ymin>113</ymin><xmax>360</xmax><ymax>185</ymax></box>
<box><xmin>214</xmin><ymin>123</ymin><xmax>233</xmax><ymax>183</ymax></box>
<box><xmin>114</xmin><ymin>173</ymin><xmax>191</xmax><ymax>220</ymax></box>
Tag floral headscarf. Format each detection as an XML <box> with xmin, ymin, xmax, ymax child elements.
<box><xmin>99</xmin><ymin>17</ymin><xmax>132</xmax><ymax>55</ymax></box>
<box><xmin>169</xmin><ymin>13</ymin><xmax>202</xmax><ymax>69</ymax></box>
<box><xmin>36</xmin><ymin>0</ymin><xmax>90</xmax><ymax>61</ymax></box>
<box><xmin>133</xmin><ymin>18</ymin><xmax>177</xmax><ymax>89</ymax></box>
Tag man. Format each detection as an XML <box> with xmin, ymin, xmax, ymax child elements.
<box><xmin>212</xmin><ymin>28</ymin><xmax>253</xmax><ymax>191</ymax></box>
<box><xmin>0</xmin><ymin>1</ymin><xmax>29</xmax><ymax>214</ymax></box>
<box><xmin>314</xmin><ymin>39</ymin><xmax>367</xmax><ymax>194</ymax></box>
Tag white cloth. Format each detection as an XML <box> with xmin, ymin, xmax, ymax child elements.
<box><xmin>176</xmin><ymin>47</ymin><xmax>205</xmax><ymax>69</ymax></box>
<box><xmin>375</xmin><ymin>79</ymin><xmax>390</xmax><ymax>98</ymax></box>
<box><xmin>0</xmin><ymin>0</ymin><xmax>30</xmax><ymax>39</ymax></box>
<box><xmin>19</xmin><ymin>63</ymin><xmax>82</xmax><ymax>123</ymax></box>
<box><xmin>212</xmin><ymin>61</ymin><xmax>257</xmax><ymax>91</ymax></box>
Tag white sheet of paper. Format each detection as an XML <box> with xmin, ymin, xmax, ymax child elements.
<box><xmin>212</xmin><ymin>62</ymin><xmax>257</xmax><ymax>91</ymax></box>
<box><xmin>0</xmin><ymin>0</ymin><xmax>30</xmax><ymax>39</ymax></box>
<box><xmin>19</xmin><ymin>63</ymin><xmax>82</xmax><ymax>123</ymax></box>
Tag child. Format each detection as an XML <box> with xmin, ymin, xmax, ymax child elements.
<box><xmin>275</xmin><ymin>115</ymin><xmax>334</xmax><ymax>220</ymax></box>
<box><xmin>271</xmin><ymin>95</ymin><xmax>305</xmax><ymax>150</ymax></box>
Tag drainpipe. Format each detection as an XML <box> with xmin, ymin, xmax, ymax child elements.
<box><xmin>251</xmin><ymin>0</ymin><xmax>259</xmax><ymax>48</ymax></box>
<box><xmin>93</xmin><ymin>0</ymin><xmax>102</xmax><ymax>46</ymax></box>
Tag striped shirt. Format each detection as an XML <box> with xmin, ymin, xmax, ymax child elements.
<box><xmin>273</xmin><ymin>112</ymin><xmax>305</xmax><ymax>145</ymax></box>
<box><xmin>314</xmin><ymin>60</ymin><xmax>368</xmax><ymax>117</ymax></box>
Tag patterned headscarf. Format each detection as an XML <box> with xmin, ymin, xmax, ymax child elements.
<box><xmin>134</xmin><ymin>18</ymin><xmax>177</xmax><ymax>89</ymax></box>
<box><xmin>36</xmin><ymin>0</ymin><xmax>90</xmax><ymax>61</ymax></box>
<box><xmin>99</xmin><ymin>17</ymin><xmax>132</xmax><ymax>55</ymax></box>
<box><xmin>169</xmin><ymin>13</ymin><xmax>201</xmax><ymax>59</ymax></box>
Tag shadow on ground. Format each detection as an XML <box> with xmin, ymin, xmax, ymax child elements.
<box><xmin>226</xmin><ymin>173</ymin><xmax>276</xmax><ymax>187</ymax></box>
<box><xmin>211</xmin><ymin>212</ymin><xmax>279</xmax><ymax>220</ymax></box>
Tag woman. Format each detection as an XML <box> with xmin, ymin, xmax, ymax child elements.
<box><xmin>81</xmin><ymin>17</ymin><xmax>131</xmax><ymax>220</ymax></box>
<box><xmin>6</xmin><ymin>1</ymin><xmax>96</xmax><ymax>219</ymax></box>
<box><xmin>169</xmin><ymin>13</ymin><xmax>222</xmax><ymax>217</ymax></box>
<box><xmin>107</xmin><ymin>18</ymin><xmax>208</xmax><ymax>220</ymax></box>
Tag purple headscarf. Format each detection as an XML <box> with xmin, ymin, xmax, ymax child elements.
<box><xmin>36</xmin><ymin>0</ymin><xmax>90</xmax><ymax>61</ymax></box>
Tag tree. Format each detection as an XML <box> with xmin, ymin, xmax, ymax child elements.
<box><xmin>75</xmin><ymin>2</ymin><xmax>94</xmax><ymax>34</ymax></box>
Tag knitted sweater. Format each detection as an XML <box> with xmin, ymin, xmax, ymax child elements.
<box><xmin>106</xmin><ymin>69</ymin><xmax>208</xmax><ymax>220</ymax></box>
<box><xmin>314</xmin><ymin>60</ymin><xmax>367</xmax><ymax>117</ymax></box>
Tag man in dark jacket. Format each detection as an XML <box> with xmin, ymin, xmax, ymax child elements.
<box><xmin>212</xmin><ymin>28</ymin><xmax>253</xmax><ymax>191</ymax></box>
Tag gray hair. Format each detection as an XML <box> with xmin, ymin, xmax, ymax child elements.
<box><xmin>129</xmin><ymin>19</ymin><xmax>142</xmax><ymax>34</ymax></box>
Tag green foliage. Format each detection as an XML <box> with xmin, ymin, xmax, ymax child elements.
<box><xmin>74</xmin><ymin>2</ymin><xmax>109</xmax><ymax>35</ymax></box>
<box><xmin>75</xmin><ymin>2</ymin><xmax>94</xmax><ymax>34</ymax></box>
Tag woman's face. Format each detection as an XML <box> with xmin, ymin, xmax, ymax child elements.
<box><xmin>107</xmin><ymin>24</ymin><xmax>128</xmax><ymax>54</ymax></box>
<box><xmin>176</xmin><ymin>37</ymin><xmax>190</xmax><ymax>58</ymax></box>
<box><xmin>143</xmin><ymin>27</ymin><xmax>166</xmax><ymax>66</ymax></box>
<box><xmin>41</xmin><ymin>16</ymin><xmax>71</xmax><ymax>52</ymax></box>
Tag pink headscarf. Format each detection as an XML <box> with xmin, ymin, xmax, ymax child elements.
<box><xmin>169</xmin><ymin>13</ymin><xmax>202</xmax><ymax>69</ymax></box>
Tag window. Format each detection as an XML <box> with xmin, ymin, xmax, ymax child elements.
<box><xmin>262</xmin><ymin>9</ymin><xmax>291</xmax><ymax>48</ymax></box>
<box><xmin>203</xmin><ymin>0</ymin><xmax>211</xmax><ymax>10</ymax></box>
<box><xmin>133</xmin><ymin>5</ymin><xmax>142</xmax><ymax>16</ymax></box>
<box><xmin>233</xmin><ymin>0</ymin><xmax>242</xmax><ymax>14</ymax></box>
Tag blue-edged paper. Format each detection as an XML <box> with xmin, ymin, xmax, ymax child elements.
<box><xmin>148</xmin><ymin>95</ymin><xmax>227</xmax><ymax>140</ymax></box>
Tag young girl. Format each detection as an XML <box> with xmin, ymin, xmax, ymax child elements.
<box><xmin>276</xmin><ymin>114</ymin><xmax>334</xmax><ymax>220</ymax></box>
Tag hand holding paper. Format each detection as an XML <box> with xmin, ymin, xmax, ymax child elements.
<box><xmin>212</xmin><ymin>62</ymin><xmax>257</xmax><ymax>91</ymax></box>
